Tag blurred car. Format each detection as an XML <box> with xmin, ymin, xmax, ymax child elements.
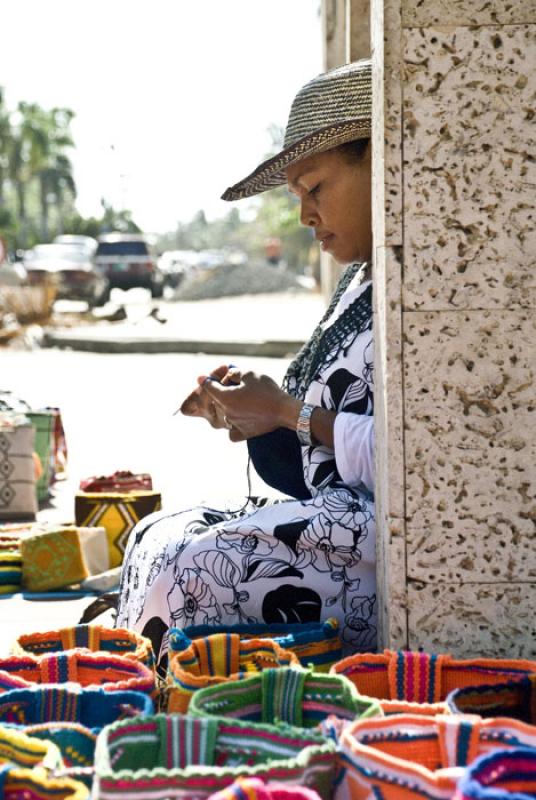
<box><xmin>54</xmin><ymin>234</ymin><xmax>98</xmax><ymax>256</ymax></box>
<box><xmin>94</xmin><ymin>233</ymin><xmax>164</xmax><ymax>298</ymax></box>
<box><xmin>23</xmin><ymin>243</ymin><xmax>110</xmax><ymax>306</ymax></box>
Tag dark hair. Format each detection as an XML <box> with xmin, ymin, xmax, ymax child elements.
<box><xmin>335</xmin><ymin>138</ymin><xmax>370</xmax><ymax>163</ymax></box>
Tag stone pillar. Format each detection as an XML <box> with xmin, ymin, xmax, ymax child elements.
<box><xmin>372</xmin><ymin>0</ymin><xmax>536</xmax><ymax>655</ymax></box>
<box><xmin>321</xmin><ymin>0</ymin><xmax>372</xmax><ymax>300</ymax></box>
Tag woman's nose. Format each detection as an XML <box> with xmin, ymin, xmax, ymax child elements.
<box><xmin>299</xmin><ymin>197</ymin><xmax>318</xmax><ymax>227</ymax></box>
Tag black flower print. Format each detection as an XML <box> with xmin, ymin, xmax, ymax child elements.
<box><xmin>167</xmin><ymin>568</ymin><xmax>221</xmax><ymax>626</ymax></box>
<box><xmin>298</xmin><ymin>514</ymin><xmax>361</xmax><ymax>572</ymax></box>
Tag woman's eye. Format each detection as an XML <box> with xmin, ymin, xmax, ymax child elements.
<box><xmin>308</xmin><ymin>184</ymin><xmax>320</xmax><ymax>196</ymax></box>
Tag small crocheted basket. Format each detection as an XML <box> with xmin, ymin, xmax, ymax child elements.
<box><xmin>166</xmin><ymin>630</ymin><xmax>300</xmax><ymax>713</ymax></box>
<box><xmin>0</xmin><ymin>724</ymin><xmax>63</xmax><ymax>771</ymax></box>
<box><xmin>0</xmin><ymin>685</ymin><xmax>153</xmax><ymax>729</ymax></box>
<box><xmin>183</xmin><ymin>618</ymin><xmax>343</xmax><ymax>673</ymax></box>
<box><xmin>189</xmin><ymin>666</ymin><xmax>381</xmax><ymax>727</ymax></box>
<box><xmin>0</xmin><ymin>548</ymin><xmax>22</xmax><ymax>594</ymax></box>
<box><xmin>447</xmin><ymin>675</ymin><xmax>536</xmax><ymax>724</ymax></box>
<box><xmin>12</xmin><ymin>624</ymin><xmax>155</xmax><ymax>671</ymax></box>
<box><xmin>453</xmin><ymin>747</ymin><xmax>536</xmax><ymax>800</ymax></box>
<box><xmin>208</xmin><ymin>777</ymin><xmax>323</xmax><ymax>799</ymax></box>
<box><xmin>94</xmin><ymin>713</ymin><xmax>336</xmax><ymax>800</ymax></box>
<box><xmin>331</xmin><ymin>649</ymin><xmax>536</xmax><ymax>703</ymax></box>
<box><xmin>338</xmin><ymin>713</ymin><xmax>536</xmax><ymax>800</ymax></box>
<box><xmin>0</xmin><ymin>766</ymin><xmax>89</xmax><ymax>800</ymax></box>
<box><xmin>0</xmin><ymin>650</ymin><xmax>155</xmax><ymax>695</ymax></box>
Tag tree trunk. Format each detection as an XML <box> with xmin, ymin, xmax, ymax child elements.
<box><xmin>16</xmin><ymin>182</ymin><xmax>27</xmax><ymax>249</ymax></box>
<box><xmin>39</xmin><ymin>174</ymin><xmax>49</xmax><ymax>241</ymax></box>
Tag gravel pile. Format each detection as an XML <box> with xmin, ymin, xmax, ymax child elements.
<box><xmin>174</xmin><ymin>262</ymin><xmax>308</xmax><ymax>301</ymax></box>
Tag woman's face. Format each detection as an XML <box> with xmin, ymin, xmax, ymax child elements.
<box><xmin>286</xmin><ymin>143</ymin><xmax>372</xmax><ymax>265</ymax></box>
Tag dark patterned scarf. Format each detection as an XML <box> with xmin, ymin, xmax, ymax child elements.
<box><xmin>282</xmin><ymin>262</ymin><xmax>372</xmax><ymax>400</ymax></box>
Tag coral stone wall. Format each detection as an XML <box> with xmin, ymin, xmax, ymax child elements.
<box><xmin>372</xmin><ymin>0</ymin><xmax>536</xmax><ymax>655</ymax></box>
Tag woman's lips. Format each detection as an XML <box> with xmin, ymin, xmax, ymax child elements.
<box><xmin>320</xmin><ymin>234</ymin><xmax>334</xmax><ymax>251</ymax></box>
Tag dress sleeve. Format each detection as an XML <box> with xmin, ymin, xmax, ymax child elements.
<box><xmin>333</xmin><ymin>412</ymin><xmax>375</xmax><ymax>494</ymax></box>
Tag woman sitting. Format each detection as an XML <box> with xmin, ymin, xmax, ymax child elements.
<box><xmin>116</xmin><ymin>59</ymin><xmax>376</xmax><ymax>668</ymax></box>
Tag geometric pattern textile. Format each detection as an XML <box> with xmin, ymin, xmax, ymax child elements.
<box><xmin>208</xmin><ymin>778</ymin><xmax>323</xmax><ymax>799</ymax></box>
<box><xmin>453</xmin><ymin>747</ymin><xmax>536</xmax><ymax>800</ymax></box>
<box><xmin>75</xmin><ymin>491</ymin><xmax>161</xmax><ymax>568</ymax></box>
<box><xmin>0</xmin><ymin>766</ymin><xmax>89</xmax><ymax>800</ymax></box>
<box><xmin>0</xmin><ymin>414</ymin><xmax>37</xmax><ymax>521</ymax></box>
<box><xmin>21</xmin><ymin>528</ymin><xmax>88</xmax><ymax>592</ymax></box>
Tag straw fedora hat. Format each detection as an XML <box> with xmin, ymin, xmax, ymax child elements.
<box><xmin>222</xmin><ymin>58</ymin><xmax>372</xmax><ymax>202</ymax></box>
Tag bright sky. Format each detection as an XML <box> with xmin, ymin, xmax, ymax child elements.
<box><xmin>1</xmin><ymin>1</ymin><xmax>322</xmax><ymax>234</ymax></box>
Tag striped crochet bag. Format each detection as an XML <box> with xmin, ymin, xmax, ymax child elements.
<box><xmin>0</xmin><ymin>724</ymin><xmax>63</xmax><ymax>771</ymax></box>
<box><xmin>447</xmin><ymin>675</ymin><xmax>536</xmax><ymax>723</ymax></box>
<box><xmin>0</xmin><ymin>685</ymin><xmax>153</xmax><ymax>776</ymax></box>
<box><xmin>94</xmin><ymin>713</ymin><xmax>336</xmax><ymax>800</ymax></box>
<box><xmin>0</xmin><ymin>548</ymin><xmax>22</xmax><ymax>594</ymax></box>
<box><xmin>454</xmin><ymin>747</ymin><xmax>536</xmax><ymax>799</ymax></box>
<box><xmin>337</xmin><ymin>713</ymin><xmax>536</xmax><ymax>800</ymax></box>
<box><xmin>183</xmin><ymin>618</ymin><xmax>342</xmax><ymax>673</ymax></box>
<box><xmin>189</xmin><ymin>666</ymin><xmax>381</xmax><ymax>727</ymax></box>
<box><xmin>167</xmin><ymin>630</ymin><xmax>299</xmax><ymax>712</ymax></box>
<box><xmin>208</xmin><ymin>777</ymin><xmax>323</xmax><ymax>799</ymax></box>
<box><xmin>331</xmin><ymin>649</ymin><xmax>536</xmax><ymax>703</ymax></box>
<box><xmin>0</xmin><ymin>765</ymin><xmax>89</xmax><ymax>800</ymax></box>
<box><xmin>12</xmin><ymin>624</ymin><xmax>155</xmax><ymax>670</ymax></box>
<box><xmin>0</xmin><ymin>650</ymin><xmax>155</xmax><ymax>695</ymax></box>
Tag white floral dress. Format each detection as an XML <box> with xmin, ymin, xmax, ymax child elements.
<box><xmin>117</xmin><ymin>276</ymin><xmax>376</xmax><ymax>666</ymax></box>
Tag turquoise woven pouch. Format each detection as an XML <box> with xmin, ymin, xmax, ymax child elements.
<box><xmin>189</xmin><ymin>666</ymin><xmax>381</xmax><ymax>726</ymax></box>
<box><xmin>94</xmin><ymin>713</ymin><xmax>336</xmax><ymax>800</ymax></box>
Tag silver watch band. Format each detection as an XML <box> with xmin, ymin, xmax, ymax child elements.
<box><xmin>296</xmin><ymin>403</ymin><xmax>316</xmax><ymax>446</ymax></box>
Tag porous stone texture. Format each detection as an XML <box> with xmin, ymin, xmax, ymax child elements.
<box><xmin>403</xmin><ymin>24</ymin><xmax>536</xmax><ymax>311</ymax></box>
<box><xmin>408</xmin><ymin>582</ymin><xmax>536</xmax><ymax>658</ymax></box>
<box><xmin>374</xmin><ymin>246</ymin><xmax>407</xmax><ymax>648</ymax></box>
<box><xmin>370</xmin><ymin>0</ymin><xmax>536</xmax><ymax>655</ymax></box>
<box><xmin>404</xmin><ymin>310</ymin><xmax>536</xmax><ymax>584</ymax></box>
<box><xmin>402</xmin><ymin>0</ymin><xmax>536</xmax><ymax>27</ymax></box>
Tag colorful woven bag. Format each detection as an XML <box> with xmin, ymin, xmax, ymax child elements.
<box><xmin>447</xmin><ymin>675</ymin><xmax>536</xmax><ymax>723</ymax></box>
<box><xmin>26</xmin><ymin>410</ymin><xmax>55</xmax><ymax>503</ymax></box>
<box><xmin>454</xmin><ymin>747</ymin><xmax>536</xmax><ymax>800</ymax></box>
<box><xmin>21</xmin><ymin>526</ymin><xmax>89</xmax><ymax>591</ymax></box>
<box><xmin>331</xmin><ymin>649</ymin><xmax>536</xmax><ymax>703</ymax></box>
<box><xmin>208</xmin><ymin>777</ymin><xmax>323</xmax><ymax>799</ymax></box>
<box><xmin>12</xmin><ymin>624</ymin><xmax>155</xmax><ymax>670</ymax></box>
<box><xmin>338</xmin><ymin>713</ymin><xmax>536</xmax><ymax>800</ymax></box>
<box><xmin>0</xmin><ymin>765</ymin><xmax>89</xmax><ymax>800</ymax></box>
<box><xmin>0</xmin><ymin>685</ymin><xmax>153</xmax><ymax>775</ymax></box>
<box><xmin>0</xmin><ymin>547</ymin><xmax>22</xmax><ymax>594</ymax></box>
<box><xmin>167</xmin><ymin>631</ymin><xmax>300</xmax><ymax>712</ymax></box>
<box><xmin>75</xmin><ymin>489</ymin><xmax>162</xmax><ymax>567</ymax></box>
<box><xmin>0</xmin><ymin>651</ymin><xmax>155</xmax><ymax>695</ymax></box>
<box><xmin>189</xmin><ymin>666</ymin><xmax>381</xmax><ymax>727</ymax></box>
<box><xmin>0</xmin><ymin>412</ymin><xmax>38</xmax><ymax>521</ymax></box>
<box><xmin>184</xmin><ymin>618</ymin><xmax>343</xmax><ymax>673</ymax></box>
<box><xmin>94</xmin><ymin>713</ymin><xmax>336</xmax><ymax>800</ymax></box>
<box><xmin>0</xmin><ymin>723</ymin><xmax>63</xmax><ymax>771</ymax></box>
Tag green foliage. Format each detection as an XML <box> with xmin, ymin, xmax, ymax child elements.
<box><xmin>0</xmin><ymin>88</ymin><xmax>140</xmax><ymax>253</ymax></box>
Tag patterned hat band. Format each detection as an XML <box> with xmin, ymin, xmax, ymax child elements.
<box><xmin>222</xmin><ymin>59</ymin><xmax>372</xmax><ymax>201</ymax></box>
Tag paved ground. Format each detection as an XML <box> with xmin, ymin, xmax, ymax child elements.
<box><xmin>1</xmin><ymin>290</ymin><xmax>324</xmax><ymax>653</ymax></box>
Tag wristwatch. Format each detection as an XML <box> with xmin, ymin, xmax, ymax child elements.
<box><xmin>296</xmin><ymin>403</ymin><xmax>316</xmax><ymax>446</ymax></box>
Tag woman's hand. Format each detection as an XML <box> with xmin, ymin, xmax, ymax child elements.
<box><xmin>179</xmin><ymin>364</ymin><xmax>241</xmax><ymax>429</ymax></box>
<box><xmin>198</xmin><ymin>371</ymin><xmax>302</xmax><ymax>441</ymax></box>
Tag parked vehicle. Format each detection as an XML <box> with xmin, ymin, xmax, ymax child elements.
<box><xmin>23</xmin><ymin>243</ymin><xmax>110</xmax><ymax>306</ymax></box>
<box><xmin>53</xmin><ymin>234</ymin><xmax>98</xmax><ymax>256</ymax></box>
<box><xmin>94</xmin><ymin>233</ymin><xmax>164</xmax><ymax>298</ymax></box>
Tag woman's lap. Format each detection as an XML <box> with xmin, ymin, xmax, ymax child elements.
<box><xmin>117</xmin><ymin>488</ymin><xmax>376</xmax><ymax>665</ymax></box>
